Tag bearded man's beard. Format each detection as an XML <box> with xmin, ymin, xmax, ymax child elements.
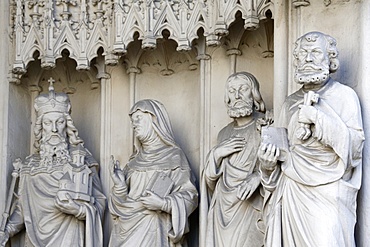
<box><xmin>39</xmin><ymin>133</ymin><xmax>71</xmax><ymax>166</ymax></box>
<box><xmin>294</xmin><ymin>63</ymin><xmax>329</xmax><ymax>85</ymax></box>
<box><xmin>227</xmin><ymin>100</ymin><xmax>254</xmax><ymax>118</ymax></box>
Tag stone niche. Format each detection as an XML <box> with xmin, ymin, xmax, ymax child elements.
<box><xmin>6</xmin><ymin>12</ymin><xmax>274</xmax><ymax>246</ymax></box>
<box><xmin>3</xmin><ymin>0</ymin><xmax>370</xmax><ymax>246</ymax></box>
<box><xmin>14</xmin><ymin>50</ymin><xmax>102</xmax><ymax>159</ymax></box>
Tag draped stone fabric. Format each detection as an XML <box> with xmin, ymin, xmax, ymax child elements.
<box><xmin>262</xmin><ymin>79</ymin><xmax>365</xmax><ymax>247</ymax></box>
<box><xmin>201</xmin><ymin>120</ymin><xmax>264</xmax><ymax>247</ymax></box>
<box><xmin>6</xmin><ymin>153</ymin><xmax>106</xmax><ymax>247</ymax></box>
<box><xmin>109</xmin><ymin>99</ymin><xmax>198</xmax><ymax>247</ymax></box>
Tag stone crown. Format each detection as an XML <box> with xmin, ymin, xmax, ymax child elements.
<box><xmin>34</xmin><ymin>78</ymin><xmax>71</xmax><ymax>116</ymax></box>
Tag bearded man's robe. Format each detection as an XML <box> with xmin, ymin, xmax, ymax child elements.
<box><xmin>202</xmin><ymin>120</ymin><xmax>264</xmax><ymax>247</ymax></box>
<box><xmin>262</xmin><ymin>79</ymin><xmax>365</xmax><ymax>247</ymax></box>
<box><xmin>6</xmin><ymin>153</ymin><xmax>106</xmax><ymax>247</ymax></box>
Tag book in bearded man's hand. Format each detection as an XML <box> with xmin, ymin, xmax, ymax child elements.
<box><xmin>261</xmin><ymin>126</ymin><xmax>289</xmax><ymax>161</ymax></box>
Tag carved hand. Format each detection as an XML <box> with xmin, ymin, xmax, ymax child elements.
<box><xmin>110</xmin><ymin>155</ymin><xmax>127</xmax><ymax>188</ymax></box>
<box><xmin>214</xmin><ymin>137</ymin><xmax>246</xmax><ymax>162</ymax></box>
<box><xmin>258</xmin><ymin>143</ymin><xmax>279</xmax><ymax>171</ymax></box>
<box><xmin>0</xmin><ymin>230</ymin><xmax>9</xmax><ymax>247</ymax></box>
<box><xmin>139</xmin><ymin>190</ymin><xmax>166</xmax><ymax>211</ymax></box>
<box><xmin>298</xmin><ymin>105</ymin><xmax>318</xmax><ymax>125</ymax></box>
<box><xmin>237</xmin><ymin>173</ymin><xmax>261</xmax><ymax>200</ymax></box>
<box><xmin>55</xmin><ymin>193</ymin><xmax>82</xmax><ymax>217</ymax></box>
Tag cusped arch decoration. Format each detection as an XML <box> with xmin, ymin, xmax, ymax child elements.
<box><xmin>9</xmin><ymin>0</ymin><xmax>274</xmax><ymax>82</ymax></box>
<box><xmin>10</xmin><ymin>0</ymin><xmax>113</xmax><ymax>82</ymax></box>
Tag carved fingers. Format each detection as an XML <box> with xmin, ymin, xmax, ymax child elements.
<box><xmin>214</xmin><ymin>137</ymin><xmax>246</xmax><ymax>161</ymax></box>
<box><xmin>110</xmin><ymin>155</ymin><xmax>126</xmax><ymax>188</ymax></box>
<box><xmin>296</xmin><ymin>124</ymin><xmax>312</xmax><ymax>140</ymax></box>
<box><xmin>237</xmin><ymin>174</ymin><xmax>261</xmax><ymax>201</ymax></box>
<box><xmin>297</xmin><ymin>105</ymin><xmax>318</xmax><ymax>140</ymax></box>
<box><xmin>237</xmin><ymin>182</ymin><xmax>251</xmax><ymax>201</ymax></box>
<box><xmin>258</xmin><ymin>143</ymin><xmax>279</xmax><ymax>171</ymax></box>
<box><xmin>139</xmin><ymin>190</ymin><xmax>165</xmax><ymax>211</ymax></box>
<box><xmin>55</xmin><ymin>193</ymin><xmax>81</xmax><ymax>217</ymax></box>
<box><xmin>298</xmin><ymin>105</ymin><xmax>317</xmax><ymax>124</ymax></box>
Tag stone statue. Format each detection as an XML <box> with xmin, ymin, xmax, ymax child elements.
<box><xmin>200</xmin><ymin>72</ymin><xmax>267</xmax><ymax>247</ymax></box>
<box><xmin>0</xmin><ymin>79</ymin><xmax>106</xmax><ymax>247</ymax></box>
<box><xmin>108</xmin><ymin>99</ymin><xmax>198</xmax><ymax>247</ymax></box>
<box><xmin>258</xmin><ymin>31</ymin><xmax>365</xmax><ymax>246</ymax></box>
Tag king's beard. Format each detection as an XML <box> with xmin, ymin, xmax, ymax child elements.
<box><xmin>294</xmin><ymin>64</ymin><xmax>330</xmax><ymax>85</ymax></box>
<box><xmin>39</xmin><ymin>134</ymin><xmax>71</xmax><ymax>166</ymax></box>
<box><xmin>227</xmin><ymin>100</ymin><xmax>254</xmax><ymax>118</ymax></box>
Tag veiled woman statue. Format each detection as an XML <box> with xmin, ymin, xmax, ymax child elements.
<box><xmin>108</xmin><ymin>99</ymin><xmax>198</xmax><ymax>247</ymax></box>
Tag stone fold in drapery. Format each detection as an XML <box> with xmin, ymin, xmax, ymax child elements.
<box><xmin>262</xmin><ymin>79</ymin><xmax>365</xmax><ymax>247</ymax></box>
<box><xmin>201</xmin><ymin>120</ymin><xmax>264</xmax><ymax>247</ymax></box>
<box><xmin>109</xmin><ymin>147</ymin><xmax>198</xmax><ymax>247</ymax></box>
<box><xmin>6</xmin><ymin>154</ymin><xmax>105</xmax><ymax>247</ymax></box>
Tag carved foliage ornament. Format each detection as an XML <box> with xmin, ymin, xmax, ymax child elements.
<box><xmin>9</xmin><ymin>0</ymin><xmax>273</xmax><ymax>80</ymax></box>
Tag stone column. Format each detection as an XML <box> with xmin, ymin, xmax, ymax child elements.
<box><xmin>273</xmin><ymin>0</ymin><xmax>289</xmax><ymax>117</ymax></box>
<box><xmin>127</xmin><ymin>66</ymin><xmax>140</xmax><ymax>155</ymax></box>
<box><xmin>226</xmin><ymin>48</ymin><xmax>241</xmax><ymax>74</ymax></box>
<box><xmin>0</xmin><ymin>0</ymin><xmax>10</xmax><ymax>215</ymax></box>
<box><xmin>28</xmin><ymin>87</ymin><xmax>41</xmax><ymax>154</ymax></box>
<box><xmin>96</xmin><ymin>60</ymin><xmax>112</xmax><ymax>246</ymax></box>
<box><xmin>197</xmin><ymin>51</ymin><xmax>211</xmax><ymax>247</ymax></box>
<box><xmin>197</xmin><ymin>53</ymin><xmax>211</xmax><ymax>170</ymax></box>
<box><xmin>357</xmin><ymin>1</ymin><xmax>370</xmax><ymax>244</ymax></box>
<box><xmin>98</xmin><ymin>69</ymin><xmax>112</xmax><ymax>190</ymax></box>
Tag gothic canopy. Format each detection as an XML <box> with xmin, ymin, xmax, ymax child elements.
<box><xmin>9</xmin><ymin>0</ymin><xmax>273</xmax><ymax>81</ymax></box>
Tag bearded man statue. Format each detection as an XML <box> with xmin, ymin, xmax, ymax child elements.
<box><xmin>258</xmin><ymin>32</ymin><xmax>365</xmax><ymax>246</ymax></box>
<box><xmin>0</xmin><ymin>80</ymin><xmax>106</xmax><ymax>247</ymax></box>
<box><xmin>200</xmin><ymin>72</ymin><xmax>266</xmax><ymax>247</ymax></box>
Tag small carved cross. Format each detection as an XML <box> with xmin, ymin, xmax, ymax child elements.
<box><xmin>48</xmin><ymin>77</ymin><xmax>56</xmax><ymax>96</ymax></box>
<box><xmin>159</xmin><ymin>173</ymin><xmax>166</xmax><ymax>180</ymax></box>
<box><xmin>48</xmin><ymin>77</ymin><xmax>55</xmax><ymax>87</ymax></box>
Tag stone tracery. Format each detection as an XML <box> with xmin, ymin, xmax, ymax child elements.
<box><xmin>9</xmin><ymin>0</ymin><xmax>273</xmax><ymax>82</ymax></box>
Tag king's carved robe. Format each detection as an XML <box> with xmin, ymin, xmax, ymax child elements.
<box><xmin>202</xmin><ymin>120</ymin><xmax>264</xmax><ymax>247</ymax></box>
<box><xmin>6</xmin><ymin>153</ymin><xmax>106</xmax><ymax>247</ymax></box>
<box><xmin>262</xmin><ymin>79</ymin><xmax>365</xmax><ymax>247</ymax></box>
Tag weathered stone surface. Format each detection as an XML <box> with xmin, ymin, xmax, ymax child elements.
<box><xmin>0</xmin><ymin>80</ymin><xmax>106</xmax><ymax>246</ymax></box>
<box><xmin>258</xmin><ymin>31</ymin><xmax>364</xmax><ymax>247</ymax></box>
<box><xmin>109</xmin><ymin>99</ymin><xmax>198</xmax><ymax>247</ymax></box>
<box><xmin>0</xmin><ymin>1</ymin><xmax>370</xmax><ymax>246</ymax></box>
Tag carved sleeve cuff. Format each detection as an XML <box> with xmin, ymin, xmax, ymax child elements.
<box><xmin>5</xmin><ymin>225</ymin><xmax>15</xmax><ymax>238</ymax></box>
<box><xmin>76</xmin><ymin>205</ymin><xmax>87</xmax><ymax>220</ymax></box>
<box><xmin>161</xmin><ymin>197</ymin><xmax>172</xmax><ymax>213</ymax></box>
<box><xmin>5</xmin><ymin>204</ymin><xmax>25</xmax><ymax>237</ymax></box>
<box><xmin>260</xmin><ymin>164</ymin><xmax>281</xmax><ymax>192</ymax></box>
<box><xmin>113</xmin><ymin>185</ymin><xmax>128</xmax><ymax>195</ymax></box>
